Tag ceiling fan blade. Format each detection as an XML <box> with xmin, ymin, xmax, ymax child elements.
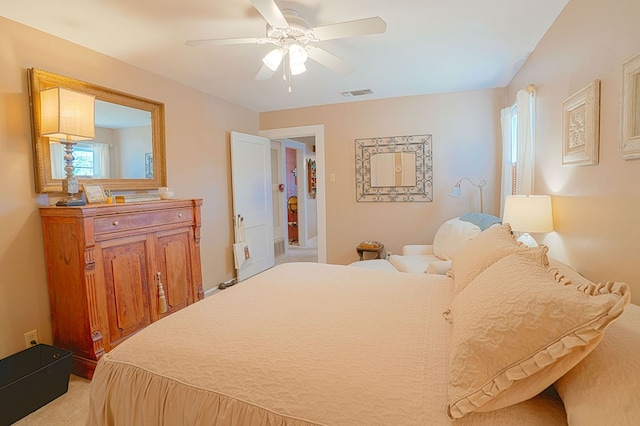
<box><xmin>310</xmin><ymin>17</ymin><xmax>387</xmax><ymax>41</ymax></box>
<box><xmin>255</xmin><ymin>64</ymin><xmax>276</xmax><ymax>80</ymax></box>
<box><xmin>250</xmin><ymin>0</ymin><xmax>289</xmax><ymax>29</ymax></box>
<box><xmin>186</xmin><ymin>37</ymin><xmax>269</xmax><ymax>47</ymax></box>
<box><xmin>306</xmin><ymin>46</ymin><xmax>354</xmax><ymax>74</ymax></box>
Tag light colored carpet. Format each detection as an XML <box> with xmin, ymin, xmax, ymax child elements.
<box><xmin>13</xmin><ymin>374</ymin><xmax>90</xmax><ymax>425</ymax></box>
<box><xmin>275</xmin><ymin>243</ymin><xmax>318</xmax><ymax>265</ymax></box>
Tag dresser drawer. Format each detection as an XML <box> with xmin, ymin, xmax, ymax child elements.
<box><xmin>94</xmin><ymin>207</ymin><xmax>194</xmax><ymax>235</ymax></box>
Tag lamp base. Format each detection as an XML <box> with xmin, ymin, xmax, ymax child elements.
<box><xmin>516</xmin><ymin>233</ymin><xmax>538</xmax><ymax>247</ymax></box>
<box><xmin>56</xmin><ymin>197</ymin><xmax>86</xmax><ymax>207</ymax></box>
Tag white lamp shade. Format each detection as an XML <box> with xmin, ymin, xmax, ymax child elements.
<box><xmin>40</xmin><ymin>87</ymin><xmax>95</xmax><ymax>140</ymax></box>
<box><xmin>289</xmin><ymin>44</ymin><xmax>308</xmax><ymax>65</ymax></box>
<box><xmin>262</xmin><ymin>48</ymin><xmax>284</xmax><ymax>71</ymax></box>
<box><xmin>503</xmin><ymin>195</ymin><xmax>553</xmax><ymax>233</ymax></box>
<box><xmin>449</xmin><ymin>184</ymin><xmax>462</xmax><ymax>198</ymax></box>
<box><xmin>289</xmin><ymin>60</ymin><xmax>307</xmax><ymax>75</ymax></box>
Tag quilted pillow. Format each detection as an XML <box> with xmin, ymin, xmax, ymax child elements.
<box><xmin>447</xmin><ymin>252</ymin><xmax>630</xmax><ymax>419</ymax></box>
<box><xmin>432</xmin><ymin>218</ymin><xmax>481</xmax><ymax>261</ymax></box>
<box><xmin>450</xmin><ymin>223</ymin><xmax>547</xmax><ymax>295</ymax></box>
<box><xmin>554</xmin><ymin>303</ymin><xmax>640</xmax><ymax>425</ymax></box>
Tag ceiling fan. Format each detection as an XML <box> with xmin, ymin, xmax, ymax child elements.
<box><xmin>186</xmin><ymin>0</ymin><xmax>387</xmax><ymax>87</ymax></box>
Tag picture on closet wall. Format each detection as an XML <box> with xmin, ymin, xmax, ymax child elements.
<box><xmin>562</xmin><ymin>80</ymin><xmax>600</xmax><ymax>166</ymax></box>
<box><xmin>621</xmin><ymin>53</ymin><xmax>640</xmax><ymax>159</ymax></box>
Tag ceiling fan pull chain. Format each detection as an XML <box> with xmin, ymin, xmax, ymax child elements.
<box><xmin>287</xmin><ymin>58</ymin><xmax>293</xmax><ymax>93</ymax></box>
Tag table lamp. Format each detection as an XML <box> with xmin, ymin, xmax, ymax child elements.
<box><xmin>502</xmin><ymin>195</ymin><xmax>553</xmax><ymax>247</ymax></box>
<box><xmin>40</xmin><ymin>87</ymin><xmax>95</xmax><ymax>206</ymax></box>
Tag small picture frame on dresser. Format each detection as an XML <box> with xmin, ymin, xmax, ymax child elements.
<box><xmin>83</xmin><ymin>184</ymin><xmax>107</xmax><ymax>203</ymax></box>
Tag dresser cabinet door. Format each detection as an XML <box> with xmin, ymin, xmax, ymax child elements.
<box><xmin>101</xmin><ymin>235</ymin><xmax>152</xmax><ymax>348</ymax></box>
<box><xmin>155</xmin><ymin>228</ymin><xmax>195</xmax><ymax>317</ymax></box>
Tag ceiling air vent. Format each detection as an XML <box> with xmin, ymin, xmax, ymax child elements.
<box><xmin>339</xmin><ymin>89</ymin><xmax>374</xmax><ymax>97</ymax></box>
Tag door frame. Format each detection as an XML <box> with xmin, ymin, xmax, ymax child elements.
<box><xmin>260</xmin><ymin>125</ymin><xmax>326</xmax><ymax>263</ymax></box>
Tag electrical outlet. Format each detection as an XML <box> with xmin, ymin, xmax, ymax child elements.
<box><xmin>24</xmin><ymin>329</ymin><xmax>38</xmax><ymax>348</ymax></box>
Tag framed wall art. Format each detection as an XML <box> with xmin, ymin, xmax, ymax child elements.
<box><xmin>620</xmin><ymin>53</ymin><xmax>640</xmax><ymax>159</ymax></box>
<box><xmin>355</xmin><ymin>134</ymin><xmax>432</xmax><ymax>202</ymax></box>
<box><xmin>562</xmin><ymin>80</ymin><xmax>600</xmax><ymax>166</ymax></box>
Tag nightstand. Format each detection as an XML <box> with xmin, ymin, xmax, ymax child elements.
<box><xmin>356</xmin><ymin>241</ymin><xmax>384</xmax><ymax>261</ymax></box>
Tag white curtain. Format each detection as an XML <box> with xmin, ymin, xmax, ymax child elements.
<box><xmin>515</xmin><ymin>88</ymin><xmax>535</xmax><ymax>196</ymax></box>
<box><xmin>49</xmin><ymin>141</ymin><xmax>64</xmax><ymax>179</ymax></box>
<box><xmin>500</xmin><ymin>88</ymin><xmax>535</xmax><ymax>215</ymax></box>
<box><xmin>93</xmin><ymin>142</ymin><xmax>111</xmax><ymax>178</ymax></box>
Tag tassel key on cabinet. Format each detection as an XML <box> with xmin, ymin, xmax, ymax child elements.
<box><xmin>157</xmin><ymin>272</ymin><xmax>168</xmax><ymax>314</ymax></box>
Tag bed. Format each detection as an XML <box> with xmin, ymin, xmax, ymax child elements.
<box><xmin>88</xmin><ymin>224</ymin><xmax>637</xmax><ymax>425</ymax></box>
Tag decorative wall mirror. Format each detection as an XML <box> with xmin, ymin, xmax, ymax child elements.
<box><xmin>28</xmin><ymin>68</ymin><xmax>167</xmax><ymax>193</ymax></box>
<box><xmin>355</xmin><ymin>134</ymin><xmax>433</xmax><ymax>202</ymax></box>
<box><xmin>621</xmin><ymin>53</ymin><xmax>640</xmax><ymax>159</ymax></box>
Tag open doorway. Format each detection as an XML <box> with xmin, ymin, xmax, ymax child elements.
<box><xmin>260</xmin><ymin>125</ymin><xmax>326</xmax><ymax>264</ymax></box>
<box><xmin>272</xmin><ymin>138</ymin><xmax>317</xmax><ymax>264</ymax></box>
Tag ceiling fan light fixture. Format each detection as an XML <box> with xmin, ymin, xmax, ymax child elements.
<box><xmin>289</xmin><ymin>59</ymin><xmax>306</xmax><ymax>75</ymax></box>
<box><xmin>263</xmin><ymin>48</ymin><xmax>284</xmax><ymax>71</ymax></box>
<box><xmin>288</xmin><ymin>43</ymin><xmax>308</xmax><ymax>65</ymax></box>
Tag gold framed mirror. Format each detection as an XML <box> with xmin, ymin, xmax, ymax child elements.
<box><xmin>28</xmin><ymin>68</ymin><xmax>167</xmax><ymax>193</ymax></box>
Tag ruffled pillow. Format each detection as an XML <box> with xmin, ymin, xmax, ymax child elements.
<box><xmin>447</xmin><ymin>252</ymin><xmax>630</xmax><ymax>419</ymax></box>
<box><xmin>554</xmin><ymin>304</ymin><xmax>640</xmax><ymax>425</ymax></box>
<box><xmin>549</xmin><ymin>259</ymin><xmax>640</xmax><ymax>425</ymax></box>
<box><xmin>449</xmin><ymin>223</ymin><xmax>547</xmax><ymax>295</ymax></box>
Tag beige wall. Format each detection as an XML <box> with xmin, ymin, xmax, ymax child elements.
<box><xmin>261</xmin><ymin>89</ymin><xmax>505</xmax><ymax>264</ymax></box>
<box><xmin>0</xmin><ymin>17</ymin><xmax>258</xmax><ymax>358</ymax></box>
<box><xmin>507</xmin><ymin>0</ymin><xmax>640</xmax><ymax>303</ymax></box>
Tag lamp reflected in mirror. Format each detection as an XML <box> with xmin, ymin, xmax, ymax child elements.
<box><xmin>40</xmin><ymin>87</ymin><xmax>95</xmax><ymax>206</ymax></box>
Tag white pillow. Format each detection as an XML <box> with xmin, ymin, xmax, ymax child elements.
<box><xmin>432</xmin><ymin>218</ymin><xmax>481</xmax><ymax>261</ymax></box>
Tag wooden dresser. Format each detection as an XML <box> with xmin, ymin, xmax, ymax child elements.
<box><xmin>39</xmin><ymin>199</ymin><xmax>204</xmax><ymax>379</ymax></box>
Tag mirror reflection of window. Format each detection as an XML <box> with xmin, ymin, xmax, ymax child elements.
<box><xmin>370</xmin><ymin>152</ymin><xmax>416</xmax><ymax>187</ymax></box>
<box><xmin>50</xmin><ymin>141</ymin><xmax>111</xmax><ymax>179</ymax></box>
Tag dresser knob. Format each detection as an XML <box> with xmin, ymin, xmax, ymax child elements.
<box><xmin>178</xmin><ymin>213</ymin><xmax>183</xmax><ymax>218</ymax></box>
<box><xmin>113</xmin><ymin>220</ymin><xmax>119</xmax><ymax>226</ymax></box>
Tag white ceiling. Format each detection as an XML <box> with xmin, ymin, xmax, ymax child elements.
<box><xmin>1</xmin><ymin>0</ymin><xmax>567</xmax><ymax>112</ymax></box>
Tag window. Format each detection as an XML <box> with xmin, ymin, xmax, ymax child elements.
<box><xmin>511</xmin><ymin>110</ymin><xmax>518</xmax><ymax>195</ymax></box>
<box><xmin>500</xmin><ymin>88</ymin><xmax>535</xmax><ymax>213</ymax></box>
<box><xmin>73</xmin><ymin>143</ymin><xmax>95</xmax><ymax>177</ymax></box>
<box><xmin>50</xmin><ymin>141</ymin><xmax>111</xmax><ymax>179</ymax></box>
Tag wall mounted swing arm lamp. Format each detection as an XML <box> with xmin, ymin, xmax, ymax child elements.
<box><xmin>449</xmin><ymin>178</ymin><xmax>487</xmax><ymax>213</ymax></box>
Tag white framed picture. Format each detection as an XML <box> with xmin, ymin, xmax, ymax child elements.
<box><xmin>562</xmin><ymin>80</ymin><xmax>600</xmax><ymax>166</ymax></box>
<box><xmin>621</xmin><ymin>52</ymin><xmax>640</xmax><ymax>159</ymax></box>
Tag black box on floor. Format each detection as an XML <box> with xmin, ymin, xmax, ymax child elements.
<box><xmin>0</xmin><ymin>344</ymin><xmax>72</xmax><ymax>426</ymax></box>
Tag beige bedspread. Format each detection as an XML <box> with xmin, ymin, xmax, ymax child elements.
<box><xmin>88</xmin><ymin>263</ymin><xmax>566</xmax><ymax>425</ymax></box>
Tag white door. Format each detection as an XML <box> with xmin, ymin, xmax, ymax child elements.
<box><xmin>231</xmin><ymin>131</ymin><xmax>275</xmax><ymax>281</ymax></box>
